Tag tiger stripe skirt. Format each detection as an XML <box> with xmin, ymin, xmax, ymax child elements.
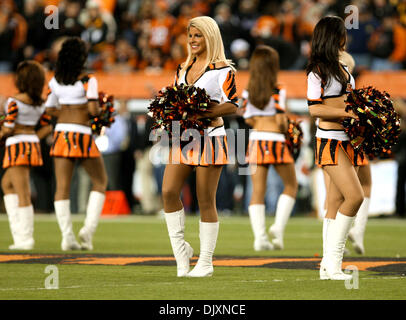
<box><xmin>247</xmin><ymin>140</ymin><xmax>294</xmax><ymax>165</ymax></box>
<box><xmin>50</xmin><ymin>131</ymin><xmax>100</xmax><ymax>158</ymax></box>
<box><xmin>314</xmin><ymin>137</ymin><xmax>369</xmax><ymax>167</ymax></box>
<box><xmin>3</xmin><ymin>139</ymin><xmax>43</xmax><ymax>169</ymax></box>
<box><xmin>170</xmin><ymin>135</ymin><xmax>228</xmax><ymax>166</ymax></box>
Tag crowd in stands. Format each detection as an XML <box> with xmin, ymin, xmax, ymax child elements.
<box><xmin>1</xmin><ymin>0</ymin><xmax>406</xmax><ymax>73</ymax></box>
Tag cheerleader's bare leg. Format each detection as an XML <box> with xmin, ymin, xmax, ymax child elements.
<box><xmin>187</xmin><ymin>165</ymin><xmax>222</xmax><ymax>277</ymax></box>
<box><xmin>162</xmin><ymin>162</ymin><xmax>194</xmax><ymax>277</ymax></box>
<box><xmin>2</xmin><ymin>166</ymin><xmax>34</xmax><ymax>250</ymax></box>
<box><xmin>321</xmin><ymin>148</ymin><xmax>364</xmax><ymax>280</ymax></box>
<box><xmin>248</xmin><ymin>164</ymin><xmax>274</xmax><ymax>251</ymax></box>
<box><xmin>54</xmin><ymin>157</ymin><xmax>81</xmax><ymax>251</ymax></box>
<box><xmin>268</xmin><ymin>163</ymin><xmax>298</xmax><ymax>250</ymax></box>
<box><xmin>78</xmin><ymin>156</ymin><xmax>108</xmax><ymax>250</ymax></box>
<box><xmin>348</xmin><ymin>164</ymin><xmax>371</xmax><ymax>255</ymax></box>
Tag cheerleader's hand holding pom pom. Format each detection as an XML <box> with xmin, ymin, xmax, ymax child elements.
<box><xmin>285</xmin><ymin>118</ymin><xmax>304</xmax><ymax>160</ymax></box>
<box><xmin>90</xmin><ymin>92</ymin><xmax>116</xmax><ymax>135</ymax></box>
<box><xmin>148</xmin><ymin>84</ymin><xmax>212</xmax><ymax>136</ymax></box>
<box><xmin>343</xmin><ymin>86</ymin><xmax>401</xmax><ymax>158</ymax></box>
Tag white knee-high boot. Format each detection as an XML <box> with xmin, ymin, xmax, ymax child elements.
<box><xmin>11</xmin><ymin>205</ymin><xmax>35</xmax><ymax>250</ymax></box>
<box><xmin>269</xmin><ymin>194</ymin><xmax>295</xmax><ymax>250</ymax></box>
<box><xmin>79</xmin><ymin>191</ymin><xmax>106</xmax><ymax>250</ymax></box>
<box><xmin>248</xmin><ymin>204</ymin><xmax>273</xmax><ymax>251</ymax></box>
<box><xmin>322</xmin><ymin>212</ymin><xmax>355</xmax><ymax>280</ymax></box>
<box><xmin>164</xmin><ymin>208</ymin><xmax>194</xmax><ymax>277</ymax></box>
<box><xmin>187</xmin><ymin>221</ymin><xmax>219</xmax><ymax>277</ymax></box>
<box><xmin>4</xmin><ymin>194</ymin><xmax>20</xmax><ymax>248</ymax></box>
<box><xmin>348</xmin><ymin>197</ymin><xmax>370</xmax><ymax>255</ymax></box>
<box><xmin>320</xmin><ymin>217</ymin><xmax>332</xmax><ymax>279</ymax></box>
<box><xmin>54</xmin><ymin>199</ymin><xmax>81</xmax><ymax>251</ymax></box>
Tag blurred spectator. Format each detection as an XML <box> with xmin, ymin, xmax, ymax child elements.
<box><xmin>23</xmin><ymin>0</ymin><xmax>52</xmax><ymax>60</ymax></box>
<box><xmin>102</xmin><ymin>38</ymin><xmax>138</xmax><ymax>72</ymax></box>
<box><xmin>163</xmin><ymin>42</ymin><xmax>186</xmax><ymax>70</ymax></box>
<box><xmin>230</xmin><ymin>38</ymin><xmax>250</xmax><ymax>70</ymax></box>
<box><xmin>130</xmin><ymin>114</ymin><xmax>156</xmax><ymax>214</ymax></box>
<box><xmin>214</xmin><ymin>2</ymin><xmax>241</xmax><ymax>58</ymax></box>
<box><xmin>148</xmin><ymin>1</ymin><xmax>175</xmax><ymax>55</ymax></box>
<box><xmin>371</xmin><ymin>0</ymin><xmax>395</xmax><ymax>21</ymax></box>
<box><xmin>97</xmin><ymin>100</ymin><xmax>130</xmax><ymax>191</ymax></box>
<box><xmin>0</xmin><ymin>0</ymin><xmax>27</xmax><ymax>72</ymax></box>
<box><xmin>236</xmin><ymin>0</ymin><xmax>259</xmax><ymax>48</ymax></box>
<box><xmin>251</xmin><ymin>2</ymin><xmax>280</xmax><ymax>39</ymax></box>
<box><xmin>57</xmin><ymin>0</ymin><xmax>85</xmax><ymax>39</ymax></box>
<box><xmin>368</xmin><ymin>11</ymin><xmax>405</xmax><ymax>70</ymax></box>
<box><xmin>145</xmin><ymin>48</ymin><xmax>164</xmax><ymax>74</ymax></box>
<box><xmin>347</xmin><ymin>1</ymin><xmax>379</xmax><ymax>70</ymax></box>
<box><xmin>79</xmin><ymin>0</ymin><xmax>117</xmax><ymax>67</ymax></box>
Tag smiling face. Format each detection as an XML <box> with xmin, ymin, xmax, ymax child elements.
<box><xmin>188</xmin><ymin>26</ymin><xmax>206</xmax><ymax>57</ymax></box>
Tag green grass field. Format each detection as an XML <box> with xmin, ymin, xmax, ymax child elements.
<box><xmin>0</xmin><ymin>213</ymin><xmax>405</xmax><ymax>300</ymax></box>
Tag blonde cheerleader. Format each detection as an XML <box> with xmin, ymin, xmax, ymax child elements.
<box><xmin>162</xmin><ymin>16</ymin><xmax>238</xmax><ymax>277</ymax></box>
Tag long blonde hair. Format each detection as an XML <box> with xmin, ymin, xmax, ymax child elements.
<box><xmin>179</xmin><ymin>16</ymin><xmax>235</xmax><ymax>81</ymax></box>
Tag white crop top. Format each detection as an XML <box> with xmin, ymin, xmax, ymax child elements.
<box><xmin>45</xmin><ymin>74</ymin><xmax>99</xmax><ymax>107</ymax></box>
<box><xmin>242</xmin><ymin>87</ymin><xmax>286</xmax><ymax>119</ymax></box>
<box><xmin>3</xmin><ymin>97</ymin><xmax>47</xmax><ymax>128</ymax></box>
<box><xmin>307</xmin><ymin>64</ymin><xmax>355</xmax><ymax>106</ymax></box>
<box><xmin>175</xmin><ymin>59</ymin><xmax>238</xmax><ymax>107</ymax></box>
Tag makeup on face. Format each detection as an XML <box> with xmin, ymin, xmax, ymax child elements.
<box><xmin>188</xmin><ymin>26</ymin><xmax>206</xmax><ymax>56</ymax></box>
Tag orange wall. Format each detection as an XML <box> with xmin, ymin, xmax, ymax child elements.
<box><xmin>1</xmin><ymin>71</ymin><xmax>406</xmax><ymax>100</ymax></box>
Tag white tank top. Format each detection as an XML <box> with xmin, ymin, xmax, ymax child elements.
<box><xmin>3</xmin><ymin>97</ymin><xmax>46</xmax><ymax>128</ymax></box>
<box><xmin>242</xmin><ymin>87</ymin><xmax>286</xmax><ymax>119</ymax></box>
<box><xmin>45</xmin><ymin>74</ymin><xmax>99</xmax><ymax>107</ymax></box>
<box><xmin>307</xmin><ymin>64</ymin><xmax>355</xmax><ymax>106</ymax></box>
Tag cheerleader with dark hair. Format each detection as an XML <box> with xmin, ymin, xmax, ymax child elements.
<box><xmin>307</xmin><ymin>17</ymin><xmax>365</xmax><ymax>280</ymax></box>
<box><xmin>45</xmin><ymin>37</ymin><xmax>107</xmax><ymax>251</ymax></box>
<box><xmin>322</xmin><ymin>51</ymin><xmax>372</xmax><ymax>256</ymax></box>
<box><xmin>242</xmin><ymin>45</ymin><xmax>298</xmax><ymax>251</ymax></box>
<box><xmin>1</xmin><ymin>60</ymin><xmax>52</xmax><ymax>250</ymax></box>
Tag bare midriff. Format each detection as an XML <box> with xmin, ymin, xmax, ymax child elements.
<box><xmin>57</xmin><ymin>104</ymin><xmax>91</xmax><ymax>126</ymax></box>
<box><xmin>12</xmin><ymin>123</ymin><xmax>37</xmax><ymax>135</ymax></box>
<box><xmin>318</xmin><ymin>95</ymin><xmax>347</xmax><ymax>130</ymax></box>
<box><xmin>248</xmin><ymin>115</ymin><xmax>282</xmax><ymax>133</ymax></box>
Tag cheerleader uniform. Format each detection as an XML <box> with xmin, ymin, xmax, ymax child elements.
<box><xmin>164</xmin><ymin>61</ymin><xmax>238</xmax><ymax>278</ymax></box>
<box><xmin>242</xmin><ymin>86</ymin><xmax>294</xmax><ymax>165</ymax></box>
<box><xmin>307</xmin><ymin>65</ymin><xmax>368</xmax><ymax>167</ymax></box>
<box><xmin>45</xmin><ymin>74</ymin><xmax>100</xmax><ymax>158</ymax></box>
<box><xmin>44</xmin><ymin>74</ymin><xmax>105</xmax><ymax>251</ymax></box>
<box><xmin>242</xmin><ymin>87</ymin><xmax>295</xmax><ymax>251</ymax></box>
<box><xmin>172</xmin><ymin>60</ymin><xmax>238</xmax><ymax>166</ymax></box>
<box><xmin>2</xmin><ymin>97</ymin><xmax>50</xmax><ymax>250</ymax></box>
<box><xmin>2</xmin><ymin>98</ymin><xmax>50</xmax><ymax>168</ymax></box>
<box><xmin>307</xmin><ymin>65</ymin><xmax>361</xmax><ymax>280</ymax></box>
